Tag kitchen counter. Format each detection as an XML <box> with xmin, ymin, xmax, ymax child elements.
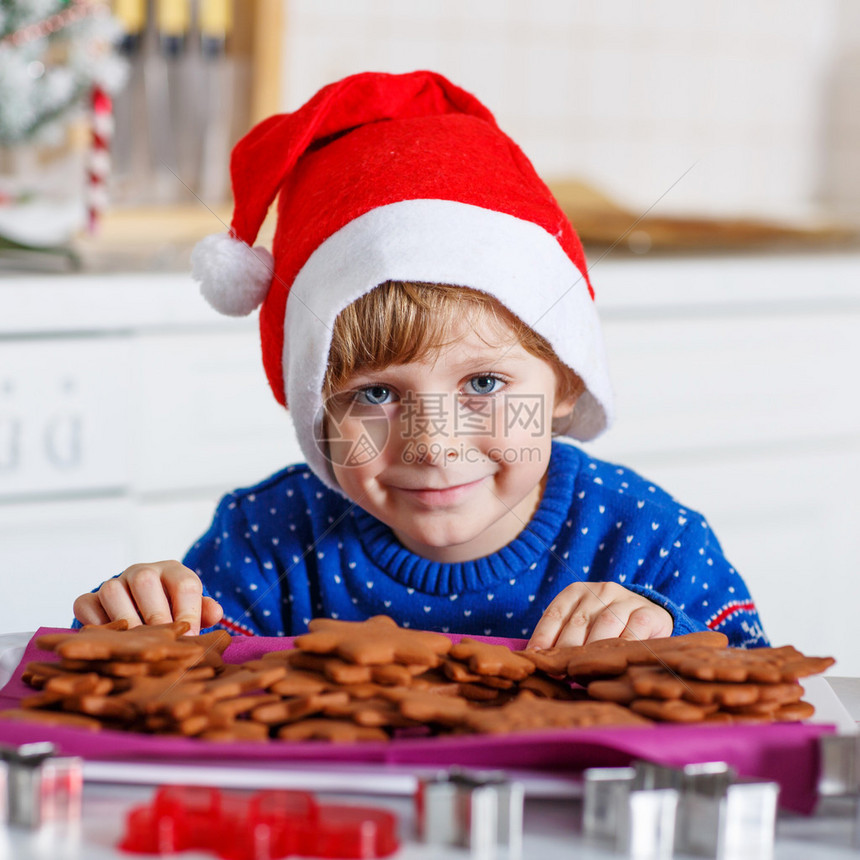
<box><xmin>2</xmin><ymin>784</ymin><xmax>860</xmax><ymax>860</ymax></box>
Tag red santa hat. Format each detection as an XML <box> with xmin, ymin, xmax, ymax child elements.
<box><xmin>191</xmin><ymin>70</ymin><xmax>613</xmax><ymax>489</ymax></box>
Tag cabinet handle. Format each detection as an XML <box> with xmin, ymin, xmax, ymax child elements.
<box><xmin>0</xmin><ymin>416</ymin><xmax>21</xmax><ymax>473</ymax></box>
<box><xmin>44</xmin><ymin>414</ymin><xmax>83</xmax><ymax>469</ymax></box>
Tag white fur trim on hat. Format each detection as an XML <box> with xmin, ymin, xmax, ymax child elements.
<box><xmin>191</xmin><ymin>232</ymin><xmax>275</xmax><ymax>317</ymax></box>
<box><xmin>280</xmin><ymin>199</ymin><xmax>614</xmax><ymax>492</ymax></box>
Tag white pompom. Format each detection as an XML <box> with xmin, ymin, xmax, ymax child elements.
<box><xmin>191</xmin><ymin>232</ymin><xmax>275</xmax><ymax>316</ymax></box>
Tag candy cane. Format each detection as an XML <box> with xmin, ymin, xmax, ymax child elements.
<box><xmin>87</xmin><ymin>84</ymin><xmax>113</xmax><ymax>235</ymax></box>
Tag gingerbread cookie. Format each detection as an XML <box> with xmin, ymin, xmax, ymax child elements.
<box><xmin>321</xmin><ymin>696</ymin><xmax>417</xmax><ymax>729</ymax></box>
<box><xmin>0</xmin><ymin>707</ymin><xmax>103</xmax><ymax>731</ymax></box>
<box><xmin>406</xmin><ymin>668</ymin><xmax>463</xmax><ymax>697</ymax></box>
<box><xmin>463</xmin><ymin>691</ymin><xmax>652</xmax><ymax>733</ymax></box>
<box><xmin>294</xmin><ymin>615</ymin><xmax>452</xmax><ymax>666</ymax></box>
<box><xmin>209</xmin><ymin>694</ymin><xmax>280</xmax><ymax>725</ymax></box>
<box><xmin>204</xmin><ymin>665</ymin><xmax>288</xmax><ymax>700</ymax></box>
<box><xmin>22</xmin><ymin>660</ymin><xmax>98</xmax><ymax>688</ymax></box>
<box><xmin>772</xmin><ymin>700</ymin><xmax>816</xmax><ymax>722</ymax></box>
<box><xmin>199</xmin><ymin>721</ymin><xmax>270</xmax><ymax>743</ymax></box>
<box><xmin>441</xmin><ymin>658</ymin><xmax>515</xmax><ymax>689</ymax></box>
<box><xmin>448</xmin><ymin>639</ymin><xmax>535</xmax><ymax>681</ymax></box>
<box><xmin>629</xmin><ymin>698</ymin><xmax>720</xmax><ymax>723</ymax></box>
<box><xmin>267</xmin><ymin>669</ymin><xmax>332</xmax><ymax>698</ymax></box>
<box><xmin>522</xmin><ymin>630</ymin><xmax>729</xmax><ymax>680</ymax></box>
<box><xmin>659</xmin><ymin>646</ymin><xmax>834</xmax><ymax>684</ymax></box>
<box><xmin>628</xmin><ymin>666</ymin><xmax>764</xmax><ymax>707</ymax></box>
<box><xmin>37</xmin><ymin>622</ymin><xmax>198</xmax><ymax>663</ymax></box>
<box><xmin>385</xmin><ymin>688</ymin><xmax>474</xmax><ymax>728</ymax></box>
<box><xmin>276</xmin><ymin>718</ymin><xmax>388</xmax><ymax>743</ymax></box>
<box><xmin>58</xmin><ymin>693</ymin><xmax>138</xmax><ymax>723</ymax></box>
<box><xmin>114</xmin><ymin>671</ymin><xmax>211</xmax><ymax>720</ymax></box>
<box><xmin>457</xmin><ymin>683</ymin><xmax>507</xmax><ymax>702</ymax></box>
<box><xmin>42</xmin><ymin>671</ymin><xmax>114</xmax><ymax>697</ymax></box>
<box><xmin>285</xmin><ymin>650</ymin><xmax>427</xmax><ymax>686</ymax></box>
<box><xmin>250</xmin><ymin>690</ymin><xmax>351</xmax><ymax>725</ymax></box>
<box><xmin>518</xmin><ymin>673</ymin><xmax>581</xmax><ymax>700</ymax></box>
<box><xmin>586</xmin><ymin>674</ymin><xmax>637</xmax><ymax>705</ymax></box>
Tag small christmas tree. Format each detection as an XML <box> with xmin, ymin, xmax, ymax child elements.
<box><xmin>0</xmin><ymin>0</ymin><xmax>126</xmax><ymax>146</ymax></box>
<box><xmin>0</xmin><ymin>1</ymin><xmax>127</xmax><ymax>259</ymax></box>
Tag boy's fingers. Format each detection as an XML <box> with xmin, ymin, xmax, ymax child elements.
<box><xmin>527</xmin><ymin>597</ymin><xmax>572</xmax><ymax>649</ymax></box>
<box><xmin>201</xmin><ymin>596</ymin><xmax>224</xmax><ymax>628</ymax></box>
<box><xmin>527</xmin><ymin>620</ymin><xmax>562</xmax><ymax>650</ymax></box>
<box><xmin>619</xmin><ymin>606</ymin><xmax>673</xmax><ymax>642</ymax></box>
<box><xmin>528</xmin><ymin>585</ymin><xmax>673</xmax><ymax>650</ymax></box>
<box><xmin>582</xmin><ymin>604</ymin><xmax>628</xmax><ymax>645</ymax></box>
<box><xmin>553</xmin><ymin>586</ymin><xmax>618</xmax><ymax>648</ymax></box>
<box><xmin>97</xmin><ymin>577</ymin><xmax>144</xmax><ymax>628</ymax></box>
<box><xmin>72</xmin><ymin>593</ymin><xmax>110</xmax><ymax>627</ymax></box>
<box><xmin>552</xmin><ymin>611</ymin><xmax>591</xmax><ymax>648</ymax></box>
<box><xmin>162</xmin><ymin>570</ymin><xmax>204</xmax><ymax>635</ymax></box>
<box><xmin>125</xmin><ymin>567</ymin><xmax>174</xmax><ymax>627</ymax></box>
<box><xmin>528</xmin><ymin>583</ymin><xmax>595</xmax><ymax>649</ymax></box>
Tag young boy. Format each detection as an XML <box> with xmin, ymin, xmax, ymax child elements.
<box><xmin>73</xmin><ymin>71</ymin><xmax>767</xmax><ymax>650</ymax></box>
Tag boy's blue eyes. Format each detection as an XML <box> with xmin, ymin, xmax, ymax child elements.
<box><xmin>352</xmin><ymin>375</ymin><xmax>504</xmax><ymax>405</ymax></box>
<box><xmin>465</xmin><ymin>375</ymin><xmax>502</xmax><ymax>395</ymax></box>
<box><xmin>355</xmin><ymin>385</ymin><xmax>393</xmax><ymax>406</ymax></box>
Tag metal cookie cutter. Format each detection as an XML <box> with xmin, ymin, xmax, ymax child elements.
<box><xmin>416</xmin><ymin>767</ymin><xmax>525</xmax><ymax>859</ymax></box>
<box><xmin>818</xmin><ymin>734</ymin><xmax>860</xmax><ymax>798</ymax></box>
<box><xmin>674</xmin><ymin>764</ymin><xmax>779</xmax><ymax>860</ymax></box>
<box><xmin>818</xmin><ymin>734</ymin><xmax>860</xmax><ymax>847</ymax></box>
<box><xmin>0</xmin><ymin>742</ymin><xmax>83</xmax><ymax>829</ymax></box>
<box><xmin>583</xmin><ymin>765</ymin><xmax>678</xmax><ymax>860</ymax></box>
<box><xmin>583</xmin><ymin>761</ymin><xmax>779</xmax><ymax>860</ymax></box>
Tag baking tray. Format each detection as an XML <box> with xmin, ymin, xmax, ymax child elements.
<box><xmin>0</xmin><ymin>628</ymin><xmax>833</xmax><ymax>814</ymax></box>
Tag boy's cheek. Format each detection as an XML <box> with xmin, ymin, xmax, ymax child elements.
<box><xmin>318</xmin><ymin>404</ymin><xmax>393</xmax><ymax>479</ymax></box>
<box><xmin>499</xmin><ymin>401</ymin><xmax>556</xmax><ymax>445</ymax></box>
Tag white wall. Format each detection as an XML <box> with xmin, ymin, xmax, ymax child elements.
<box><xmin>281</xmin><ymin>0</ymin><xmax>860</xmax><ymax>220</ymax></box>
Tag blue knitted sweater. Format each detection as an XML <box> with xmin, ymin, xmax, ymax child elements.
<box><xmin>184</xmin><ymin>441</ymin><xmax>767</xmax><ymax>647</ymax></box>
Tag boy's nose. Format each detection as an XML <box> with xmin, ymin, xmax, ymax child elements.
<box><xmin>400</xmin><ymin>393</ymin><xmax>459</xmax><ymax>463</ymax></box>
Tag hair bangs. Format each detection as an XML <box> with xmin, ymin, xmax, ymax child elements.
<box><xmin>324</xmin><ymin>281</ymin><xmax>583</xmax><ymax>406</ymax></box>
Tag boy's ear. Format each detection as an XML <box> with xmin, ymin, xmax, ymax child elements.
<box><xmin>552</xmin><ymin>391</ymin><xmax>579</xmax><ymax>420</ymax></box>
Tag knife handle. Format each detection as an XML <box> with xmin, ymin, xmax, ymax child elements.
<box><xmin>112</xmin><ymin>0</ymin><xmax>147</xmax><ymax>54</ymax></box>
<box><xmin>200</xmin><ymin>0</ymin><xmax>233</xmax><ymax>58</ymax></box>
<box><xmin>155</xmin><ymin>0</ymin><xmax>191</xmax><ymax>56</ymax></box>
<box><xmin>200</xmin><ymin>0</ymin><xmax>233</xmax><ymax>40</ymax></box>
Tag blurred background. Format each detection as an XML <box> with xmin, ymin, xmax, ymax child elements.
<box><xmin>1</xmin><ymin>1</ymin><xmax>859</xmax><ymax>670</ymax></box>
<box><xmin>4</xmin><ymin>0</ymin><xmax>860</xmax><ymax>263</ymax></box>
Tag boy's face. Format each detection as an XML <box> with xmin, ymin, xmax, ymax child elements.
<box><xmin>323</xmin><ymin>311</ymin><xmax>577</xmax><ymax>563</ymax></box>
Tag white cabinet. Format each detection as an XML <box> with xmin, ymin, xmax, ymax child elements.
<box><xmin>0</xmin><ymin>497</ymin><xmax>134</xmax><ymax>632</ymax></box>
<box><xmin>1</xmin><ymin>256</ymin><xmax>859</xmax><ymax>672</ymax></box>
<box><xmin>583</xmin><ymin>252</ymin><xmax>860</xmax><ymax>671</ymax></box>
<box><xmin>129</xmin><ymin>330</ymin><xmax>299</xmax><ymax>494</ymax></box>
<box><xmin>0</xmin><ymin>273</ymin><xmax>300</xmax><ymax>634</ymax></box>
<box><xmin>596</xmin><ymin>448</ymin><xmax>859</xmax><ymax>673</ymax></box>
<box><xmin>590</xmin><ymin>312</ymin><xmax>859</xmax><ymax>454</ymax></box>
<box><xmin>0</xmin><ymin>338</ymin><xmax>132</xmax><ymax>495</ymax></box>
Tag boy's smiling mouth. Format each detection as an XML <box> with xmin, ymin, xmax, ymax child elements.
<box><xmin>388</xmin><ymin>476</ymin><xmax>488</xmax><ymax>507</ymax></box>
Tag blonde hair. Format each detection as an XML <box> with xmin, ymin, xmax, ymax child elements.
<box><xmin>324</xmin><ymin>281</ymin><xmax>584</xmax><ymax>405</ymax></box>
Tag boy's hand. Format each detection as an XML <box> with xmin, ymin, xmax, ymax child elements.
<box><xmin>72</xmin><ymin>561</ymin><xmax>224</xmax><ymax>636</ymax></box>
<box><xmin>527</xmin><ymin>582</ymin><xmax>673</xmax><ymax>649</ymax></box>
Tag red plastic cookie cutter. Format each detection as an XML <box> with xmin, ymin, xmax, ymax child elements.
<box><xmin>119</xmin><ymin>785</ymin><xmax>399</xmax><ymax>859</ymax></box>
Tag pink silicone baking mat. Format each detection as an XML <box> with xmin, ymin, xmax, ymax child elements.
<box><xmin>0</xmin><ymin>628</ymin><xmax>832</xmax><ymax>814</ymax></box>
